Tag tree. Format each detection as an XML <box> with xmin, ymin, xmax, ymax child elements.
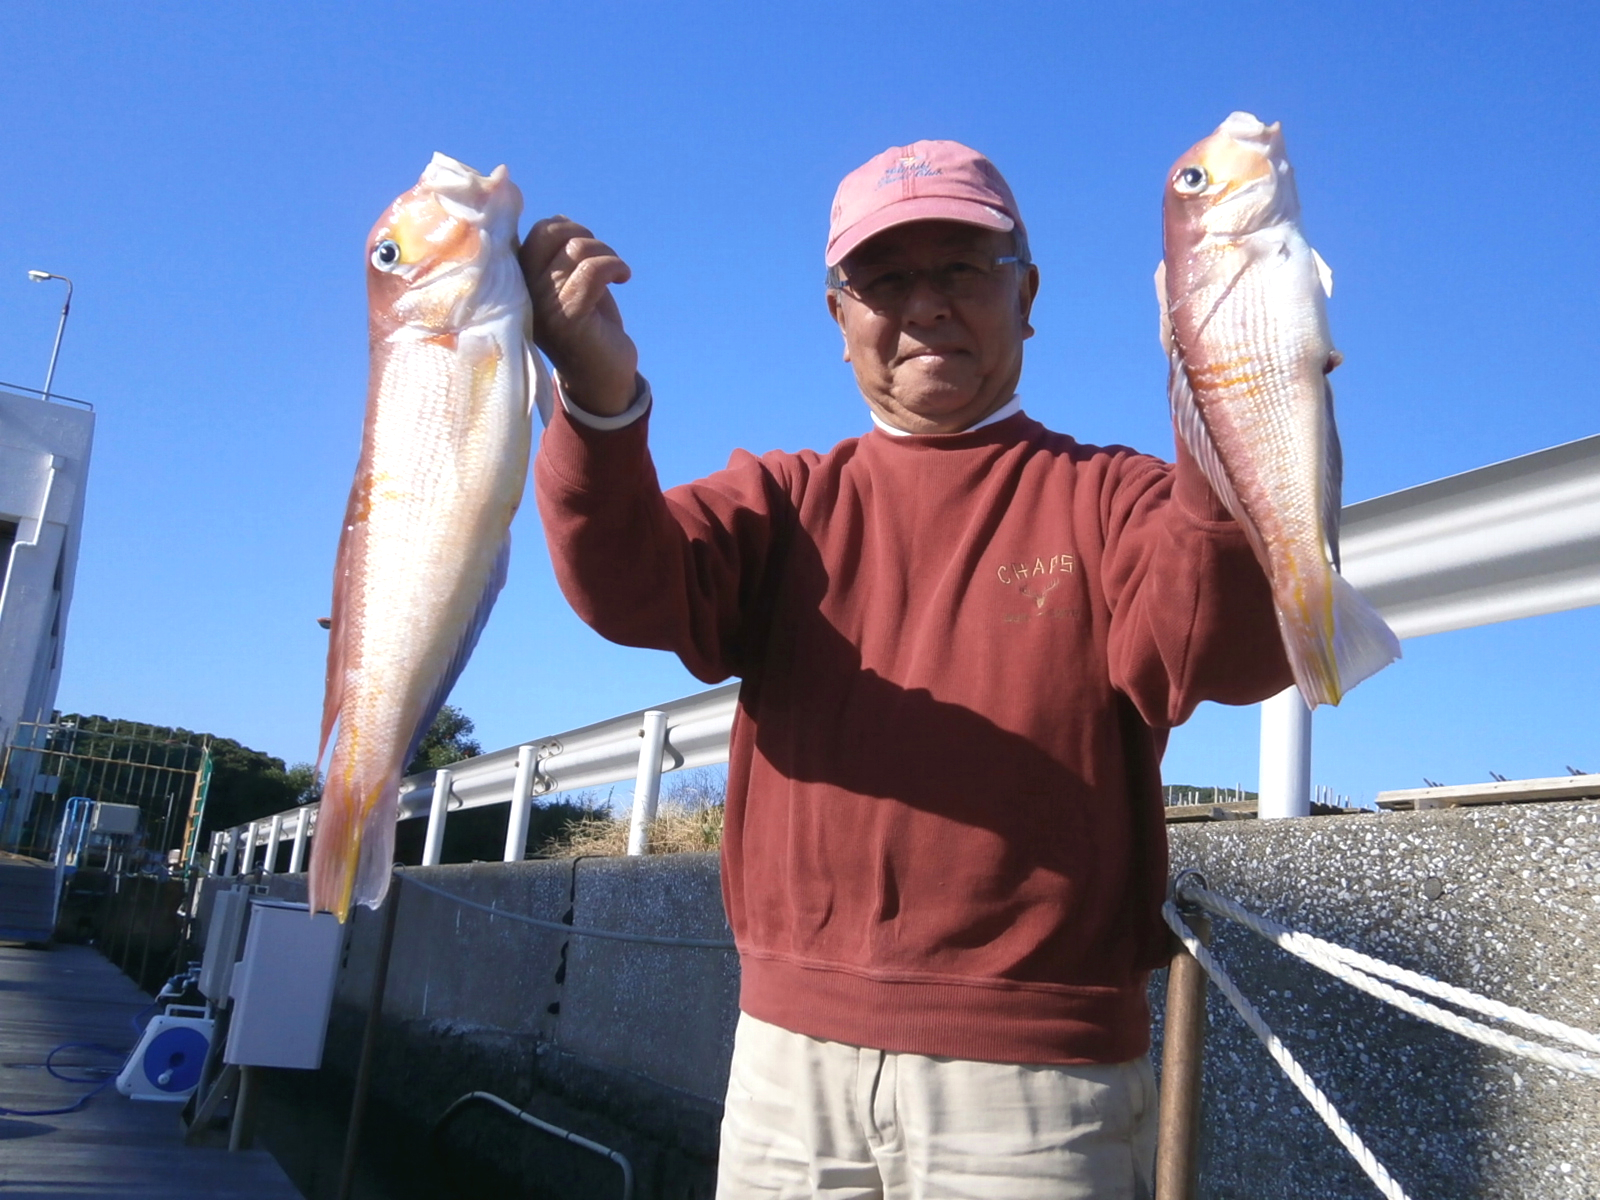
<box><xmin>405</xmin><ymin>704</ymin><xmax>482</xmax><ymax>776</ymax></box>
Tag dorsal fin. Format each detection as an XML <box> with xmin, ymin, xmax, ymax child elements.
<box><xmin>1312</xmin><ymin>248</ymin><xmax>1334</xmax><ymax>298</ymax></box>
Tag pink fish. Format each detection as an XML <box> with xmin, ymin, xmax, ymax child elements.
<box><xmin>310</xmin><ymin>154</ymin><xmax>550</xmax><ymax>919</ymax></box>
<box><xmin>1156</xmin><ymin>113</ymin><xmax>1399</xmax><ymax>707</ymax></box>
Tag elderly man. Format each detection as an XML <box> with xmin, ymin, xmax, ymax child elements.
<box><xmin>522</xmin><ymin>141</ymin><xmax>1289</xmax><ymax>1199</ymax></box>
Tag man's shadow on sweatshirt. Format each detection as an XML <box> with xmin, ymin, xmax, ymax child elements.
<box><xmin>703</xmin><ymin>500</ymin><xmax>1174</xmax><ymax>977</ymax></box>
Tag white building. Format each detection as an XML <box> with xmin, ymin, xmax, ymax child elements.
<box><xmin>0</xmin><ymin>383</ymin><xmax>93</xmax><ymax>847</ymax></box>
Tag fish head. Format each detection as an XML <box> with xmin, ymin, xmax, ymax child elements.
<box><xmin>1163</xmin><ymin>112</ymin><xmax>1300</xmax><ymax>247</ymax></box>
<box><xmin>366</xmin><ymin>153</ymin><xmax>526</xmax><ymax>335</ymax></box>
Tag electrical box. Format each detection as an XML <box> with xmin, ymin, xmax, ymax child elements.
<box><xmin>198</xmin><ymin>887</ymin><xmax>252</xmax><ymax>1006</ymax></box>
<box><xmin>91</xmin><ymin>802</ymin><xmax>141</xmax><ymax>835</ymax></box>
<box><xmin>223</xmin><ymin>899</ymin><xmax>343</xmax><ymax>1069</ymax></box>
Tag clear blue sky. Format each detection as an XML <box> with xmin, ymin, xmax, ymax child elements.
<box><xmin>3</xmin><ymin>1</ymin><xmax>1595</xmax><ymax>803</ymax></box>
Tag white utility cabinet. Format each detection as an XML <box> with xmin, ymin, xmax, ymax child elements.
<box><xmin>223</xmin><ymin>898</ymin><xmax>344</xmax><ymax>1069</ymax></box>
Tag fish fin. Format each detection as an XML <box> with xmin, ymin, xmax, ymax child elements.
<box><xmin>348</xmin><ymin>771</ymin><xmax>402</xmax><ymax>913</ymax></box>
<box><xmin>1276</xmin><ymin>567</ymin><xmax>1401</xmax><ymax>710</ymax></box>
<box><xmin>1288</xmin><ymin>572</ymin><xmax>1400</xmax><ymax>708</ymax></box>
<box><xmin>527</xmin><ymin>340</ymin><xmax>555</xmax><ymax>427</ymax></box>
<box><xmin>1154</xmin><ymin>261</ymin><xmax>1175</xmax><ymax>354</ymax></box>
<box><xmin>1168</xmin><ymin>346</ymin><xmax>1254</xmax><ymax>535</ymax></box>
<box><xmin>1330</xmin><ymin>572</ymin><xmax>1401</xmax><ymax>695</ymax></box>
<box><xmin>1312</xmin><ymin>248</ymin><xmax>1334</xmax><ymax>298</ymax></box>
<box><xmin>402</xmin><ymin>534</ymin><xmax>511</xmax><ymax>771</ymax></box>
<box><xmin>317</xmin><ymin>468</ymin><xmax>373</xmax><ymax>771</ymax></box>
<box><xmin>1323</xmin><ymin>376</ymin><xmax>1344</xmax><ymax>571</ymax></box>
<box><xmin>308</xmin><ymin>756</ymin><xmax>401</xmax><ymax>921</ymax></box>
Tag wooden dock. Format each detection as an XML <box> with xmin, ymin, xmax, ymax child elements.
<box><xmin>0</xmin><ymin>941</ymin><xmax>303</xmax><ymax>1198</ymax></box>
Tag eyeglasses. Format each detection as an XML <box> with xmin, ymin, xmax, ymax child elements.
<box><xmin>832</xmin><ymin>256</ymin><xmax>1024</xmax><ymax>310</ymax></box>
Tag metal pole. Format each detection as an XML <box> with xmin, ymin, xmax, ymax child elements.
<box><xmin>502</xmin><ymin>745</ymin><xmax>538</xmax><ymax>863</ymax></box>
<box><xmin>1155</xmin><ymin>908</ymin><xmax>1212</xmax><ymax>1200</ymax></box>
<box><xmin>336</xmin><ymin>875</ymin><xmax>402</xmax><ymax>1200</ymax></box>
<box><xmin>26</xmin><ymin>271</ymin><xmax>73</xmax><ymax>402</ymax></box>
<box><xmin>627</xmin><ymin>711</ymin><xmax>669</xmax><ymax>856</ymax></box>
<box><xmin>1257</xmin><ymin>687</ymin><xmax>1312</xmax><ymax>819</ymax></box>
<box><xmin>288</xmin><ymin>805</ymin><xmax>311</xmax><ymax>874</ymax></box>
<box><xmin>222</xmin><ymin>827</ymin><xmax>239</xmax><ymax>877</ymax></box>
<box><xmin>263</xmin><ymin>813</ymin><xmax>283</xmax><ymax>876</ymax></box>
<box><xmin>229</xmin><ymin>1065</ymin><xmax>257</xmax><ymax>1152</ymax></box>
<box><xmin>422</xmin><ymin>769</ymin><xmax>452</xmax><ymax>867</ymax></box>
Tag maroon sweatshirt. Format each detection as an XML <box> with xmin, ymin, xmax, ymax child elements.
<box><xmin>536</xmin><ymin>404</ymin><xmax>1289</xmax><ymax>1065</ymax></box>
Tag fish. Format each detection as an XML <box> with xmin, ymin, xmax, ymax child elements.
<box><xmin>1155</xmin><ymin>112</ymin><xmax>1399</xmax><ymax>708</ymax></box>
<box><xmin>309</xmin><ymin>153</ymin><xmax>552</xmax><ymax>920</ymax></box>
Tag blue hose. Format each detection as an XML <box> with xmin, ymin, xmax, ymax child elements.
<box><xmin>0</xmin><ymin>1042</ymin><xmax>127</xmax><ymax>1117</ymax></box>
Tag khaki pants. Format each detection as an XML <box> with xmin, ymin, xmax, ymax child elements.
<box><xmin>716</xmin><ymin>1013</ymin><xmax>1157</xmax><ymax>1200</ymax></box>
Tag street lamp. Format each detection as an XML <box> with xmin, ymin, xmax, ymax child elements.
<box><xmin>26</xmin><ymin>270</ymin><xmax>74</xmax><ymax>402</ymax></box>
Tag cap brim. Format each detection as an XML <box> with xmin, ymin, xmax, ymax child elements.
<box><xmin>825</xmin><ymin>196</ymin><xmax>1015</xmax><ymax>267</ymax></box>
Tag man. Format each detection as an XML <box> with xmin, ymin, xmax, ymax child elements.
<box><xmin>522</xmin><ymin>141</ymin><xmax>1289</xmax><ymax>1199</ymax></box>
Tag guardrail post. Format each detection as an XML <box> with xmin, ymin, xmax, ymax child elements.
<box><xmin>422</xmin><ymin>769</ymin><xmax>453</xmax><ymax>867</ymax></box>
<box><xmin>1258</xmin><ymin>686</ymin><xmax>1312</xmax><ymax>819</ymax></box>
<box><xmin>288</xmin><ymin>805</ymin><xmax>311</xmax><ymax>874</ymax></box>
<box><xmin>263</xmin><ymin>813</ymin><xmax>283</xmax><ymax>875</ymax></box>
<box><xmin>627</xmin><ymin>711</ymin><xmax>669</xmax><ymax>856</ymax></box>
<box><xmin>503</xmin><ymin>745</ymin><xmax>538</xmax><ymax>863</ymax></box>
<box><xmin>1156</xmin><ymin>907</ymin><xmax>1212</xmax><ymax>1200</ymax></box>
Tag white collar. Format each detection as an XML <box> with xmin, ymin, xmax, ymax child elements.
<box><xmin>870</xmin><ymin>394</ymin><xmax>1024</xmax><ymax>438</ymax></box>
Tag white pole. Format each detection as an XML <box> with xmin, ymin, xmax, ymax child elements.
<box><xmin>422</xmin><ymin>768</ymin><xmax>453</xmax><ymax>867</ymax></box>
<box><xmin>288</xmin><ymin>805</ymin><xmax>310</xmax><ymax>874</ymax></box>
<box><xmin>503</xmin><ymin>745</ymin><xmax>538</xmax><ymax>863</ymax></box>
<box><xmin>263</xmin><ymin>813</ymin><xmax>283</xmax><ymax>875</ymax></box>
<box><xmin>207</xmin><ymin>831</ymin><xmax>224</xmax><ymax>877</ymax></box>
<box><xmin>627</xmin><ymin>711</ymin><xmax>669</xmax><ymax>856</ymax></box>
<box><xmin>1258</xmin><ymin>687</ymin><xmax>1312</xmax><ymax>819</ymax></box>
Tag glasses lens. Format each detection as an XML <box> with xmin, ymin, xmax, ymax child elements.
<box><xmin>848</xmin><ymin>259</ymin><xmax>1011</xmax><ymax>308</ymax></box>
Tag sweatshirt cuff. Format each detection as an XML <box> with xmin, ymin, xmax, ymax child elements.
<box><xmin>556</xmin><ymin>373</ymin><xmax>653</xmax><ymax>431</ymax></box>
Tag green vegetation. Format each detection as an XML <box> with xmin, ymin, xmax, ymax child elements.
<box><xmin>405</xmin><ymin>704</ymin><xmax>483</xmax><ymax>776</ymax></box>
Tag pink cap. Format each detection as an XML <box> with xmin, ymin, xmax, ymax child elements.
<box><xmin>825</xmin><ymin>140</ymin><xmax>1024</xmax><ymax>267</ymax></box>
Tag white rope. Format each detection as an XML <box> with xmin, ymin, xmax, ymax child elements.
<box><xmin>1178</xmin><ymin>881</ymin><xmax>1600</xmax><ymax>1078</ymax></box>
<box><xmin>1162</xmin><ymin>902</ymin><xmax>1414</xmax><ymax>1200</ymax></box>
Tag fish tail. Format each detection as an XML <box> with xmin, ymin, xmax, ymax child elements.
<box><xmin>1276</xmin><ymin>570</ymin><xmax>1400</xmax><ymax>708</ymax></box>
<box><xmin>1328</xmin><ymin>570</ymin><xmax>1402</xmax><ymax>699</ymax></box>
<box><xmin>307</xmin><ymin>757</ymin><xmax>400</xmax><ymax>922</ymax></box>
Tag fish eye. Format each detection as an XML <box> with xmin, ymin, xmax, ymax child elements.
<box><xmin>371</xmin><ymin>239</ymin><xmax>403</xmax><ymax>271</ymax></box>
<box><xmin>1174</xmin><ymin>166</ymin><xmax>1209</xmax><ymax>196</ymax></box>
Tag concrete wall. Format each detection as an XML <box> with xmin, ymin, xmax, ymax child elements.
<box><xmin>198</xmin><ymin>798</ymin><xmax>1600</xmax><ymax>1200</ymax></box>
<box><xmin>1157</xmin><ymin>799</ymin><xmax>1600</xmax><ymax>1200</ymax></box>
<box><xmin>0</xmin><ymin>386</ymin><xmax>94</xmax><ymax>846</ymax></box>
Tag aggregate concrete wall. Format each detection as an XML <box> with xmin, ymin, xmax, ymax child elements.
<box><xmin>193</xmin><ymin>799</ymin><xmax>1599</xmax><ymax>1200</ymax></box>
<box><xmin>1155</xmin><ymin>799</ymin><xmax>1600</xmax><ymax>1200</ymax></box>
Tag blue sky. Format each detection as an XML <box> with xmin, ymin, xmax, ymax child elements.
<box><xmin>2</xmin><ymin>1</ymin><xmax>1595</xmax><ymax>804</ymax></box>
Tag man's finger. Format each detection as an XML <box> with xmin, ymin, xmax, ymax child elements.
<box><xmin>558</xmin><ymin>254</ymin><xmax>632</xmax><ymax>316</ymax></box>
<box><xmin>520</xmin><ymin>216</ymin><xmax>595</xmax><ymax>275</ymax></box>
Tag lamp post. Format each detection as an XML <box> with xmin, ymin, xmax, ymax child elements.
<box><xmin>26</xmin><ymin>270</ymin><xmax>74</xmax><ymax>402</ymax></box>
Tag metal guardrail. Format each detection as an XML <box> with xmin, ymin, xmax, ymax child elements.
<box><xmin>214</xmin><ymin>683</ymin><xmax>739</xmax><ymax>873</ymax></box>
<box><xmin>1340</xmin><ymin>433</ymin><xmax>1600</xmax><ymax>640</ymax></box>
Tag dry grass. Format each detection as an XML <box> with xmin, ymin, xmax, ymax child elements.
<box><xmin>536</xmin><ymin>769</ymin><xmax>726</xmax><ymax>858</ymax></box>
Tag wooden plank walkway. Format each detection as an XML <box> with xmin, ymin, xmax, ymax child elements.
<box><xmin>0</xmin><ymin>941</ymin><xmax>303</xmax><ymax>1199</ymax></box>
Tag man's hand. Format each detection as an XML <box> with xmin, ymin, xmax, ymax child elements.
<box><xmin>520</xmin><ymin>217</ymin><xmax>640</xmax><ymax>418</ymax></box>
